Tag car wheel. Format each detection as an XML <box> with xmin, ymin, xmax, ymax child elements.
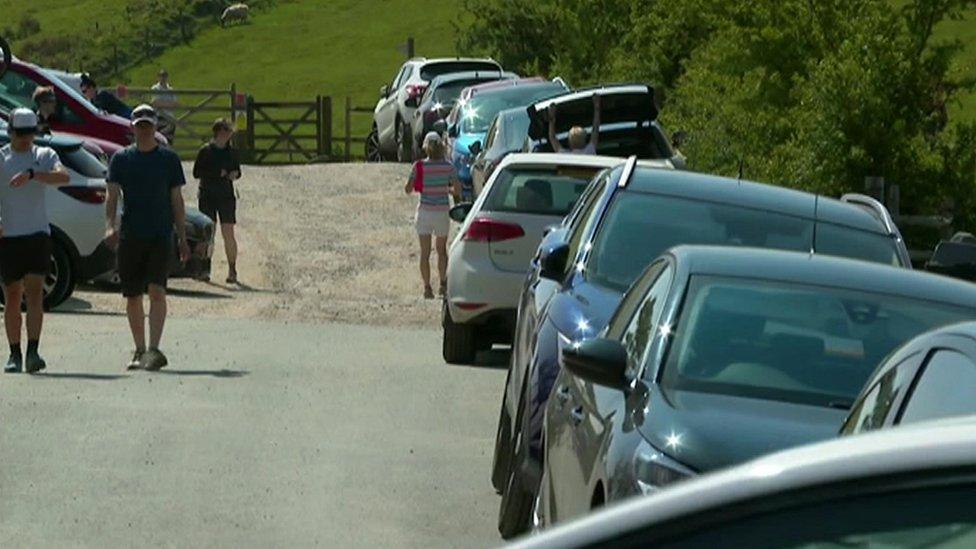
<box><xmin>365</xmin><ymin>127</ymin><xmax>382</xmax><ymax>162</ymax></box>
<box><xmin>44</xmin><ymin>239</ymin><xmax>74</xmax><ymax>310</ymax></box>
<box><xmin>443</xmin><ymin>303</ymin><xmax>478</xmax><ymax>364</ymax></box>
<box><xmin>491</xmin><ymin>393</ymin><xmax>514</xmax><ymax>494</ymax></box>
<box><xmin>498</xmin><ymin>427</ymin><xmax>535</xmax><ymax>539</ymax></box>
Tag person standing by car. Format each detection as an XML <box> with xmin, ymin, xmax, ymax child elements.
<box><xmin>404</xmin><ymin>131</ymin><xmax>460</xmax><ymax>299</ymax></box>
<box><xmin>193</xmin><ymin>118</ymin><xmax>242</xmax><ymax>284</ymax></box>
<box><xmin>548</xmin><ymin>94</ymin><xmax>601</xmax><ymax>154</ymax></box>
<box><xmin>0</xmin><ymin>108</ymin><xmax>70</xmax><ymax>373</ymax></box>
<box><xmin>32</xmin><ymin>86</ymin><xmax>58</xmax><ymax>136</ymax></box>
<box><xmin>80</xmin><ymin>74</ymin><xmax>132</xmax><ymax>119</ymax></box>
<box><xmin>104</xmin><ymin>104</ymin><xmax>190</xmax><ymax>371</ymax></box>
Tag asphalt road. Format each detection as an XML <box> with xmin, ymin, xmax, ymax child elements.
<box><xmin>0</xmin><ymin>313</ymin><xmax>507</xmax><ymax>547</ymax></box>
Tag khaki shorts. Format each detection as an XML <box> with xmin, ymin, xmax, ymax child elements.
<box><xmin>415</xmin><ymin>207</ymin><xmax>450</xmax><ymax>237</ymax></box>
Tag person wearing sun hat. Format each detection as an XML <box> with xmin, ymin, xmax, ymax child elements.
<box><xmin>104</xmin><ymin>104</ymin><xmax>190</xmax><ymax>372</ymax></box>
<box><xmin>0</xmin><ymin>108</ymin><xmax>70</xmax><ymax>373</ymax></box>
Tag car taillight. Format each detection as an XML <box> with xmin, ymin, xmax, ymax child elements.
<box><xmin>406</xmin><ymin>84</ymin><xmax>428</xmax><ymax>99</ymax></box>
<box><xmin>59</xmin><ymin>186</ymin><xmax>106</xmax><ymax>204</ymax></box>
<box><xmin>464</xmin><ymin>218</ymin><xmax>525</xmax><ymax>242</ymax></box>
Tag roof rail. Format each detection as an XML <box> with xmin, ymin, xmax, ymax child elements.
<box><xmin>617</xmin><ymin>156</ymin><xmax>638</xmax><ymax>188</ymax></box>
<box><xmin>840</xmin><ymin>193</ymin><xmax>896</xmax><ymax>234</ymax></box>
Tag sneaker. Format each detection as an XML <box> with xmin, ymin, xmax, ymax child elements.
<box><xmin>5</xmin><ymin>354</ymin><xmax>22</xmax><ymax>374</ymax></box>
<box><xmin>423</xmin><ymin>285</ymin><xmax>435</xmax><ymax>300</ymax></box>
<box><xmin>143</xmin><ymin>348</ymin><xmax>169</xmax><ymax>371</ymax></box>
<box><xmin>24</xmin><ymin>352</ymin><xmax>46</xmax><ymax>374</ymax></box>
<box><xmin>126</xmin><ymin>350</ymin><xmax>145</xmax><ymax>371</ymax></box>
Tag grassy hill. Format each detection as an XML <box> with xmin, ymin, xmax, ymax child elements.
<box><xmin>0</xmin><ymin>0</ymin><xmax>125</xmax><ymax>43</ymax></box>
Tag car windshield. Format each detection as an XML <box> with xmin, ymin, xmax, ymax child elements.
<box><xmin>483</xmin><ymin>166</ymin><xmax>600</xmax><ymax>216</ymax></box>
<box><xmin>500</xmin><ymin>111</ymin><xmax>531</xmax><ymax>151</ymax></box>
<box><xmin>434</xmin><ymin>80</ymin><xmax>491</xmax><ymax>104</ymax></box>
<box><xmin>39</xmin><ymin>68</ymin><xmax>99</xmax><ymax>115</ymax></box>
<box><xmin>420</xmin><ymin>61</ymin><xmax>500</xmax><ymax>81</ymax></box>
<box><xmin>461</xmin><ymin>85</ymin><xmax>565</xmax><ymax>134</ymax></box>
<box><xmin>661</xmin><ymin>276</ymin><xmax>976</xmax><ymax>408</ymax></box>
<box><xmin>585</xmin><ymin>192</ymin><xmax>903</xmax><ymax>292</ymax></box>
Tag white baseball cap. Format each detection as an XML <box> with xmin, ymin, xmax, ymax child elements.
<box><xmin>131</xmin><ymin>103</ymin><xmax>158</xmax><ymax>126</ymax></box>
<box><xmin>9</xmin><ymin>108</ymin><xmax>38</xmax><ymax>133</ymax></box>
<box><xmin>423</xmin><ymin>131</ymin><xmax>441</xmax><ymax>147</ymax></box>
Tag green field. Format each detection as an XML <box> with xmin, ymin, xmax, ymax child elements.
<box><xmin>0</xmin><ymin>0</ymin><xmax>126</xmax><ymax>41</ymax></box>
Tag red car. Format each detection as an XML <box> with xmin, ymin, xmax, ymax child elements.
<box><xmin>0</xmin><ymin>58</ymin><xmax>145</xmax><ymax>147</ymax></box>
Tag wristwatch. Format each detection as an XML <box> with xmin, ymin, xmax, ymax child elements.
<box><xmin>27</xmin><ymin>168</ymin><xmax>34</xmax><ymax>180</ymax></box>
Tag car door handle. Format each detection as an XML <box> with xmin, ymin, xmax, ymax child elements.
<box><xmin>555</xmin><ymin>386</ymin><xmax>571</xmax><ymax>406</ymax></box>
<box><xmin>570</xmin><ymin>406</ymin><xmax>585</xmax><ymax>427</ymax></box>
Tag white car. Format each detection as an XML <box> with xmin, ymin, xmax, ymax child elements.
<box><xmin>515</xmin><ymin>418</ymin><xmax>976</xmax><ymax>548</ymax></box>
<box><xmin>443</xmin><ymin>153</ymin><xmax>646</xmax><ymax>363</ymax></box>
<box><xmin>0</xmin><ymin>124</ymin><xmax>115</xmax><ymax>308</ymax></box>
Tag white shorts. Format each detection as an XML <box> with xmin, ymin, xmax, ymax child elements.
<box><xmin>415</xmin><ymin>207</ymin><xmax>450</xmax><ymax>237</ymax></box>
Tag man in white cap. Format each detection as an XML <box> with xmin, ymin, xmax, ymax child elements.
<box><xmin>0</xmin><ymin>108</ymin><xmax>70</xmax><ymax>373</ymax></box>
<box><xmin>104</xmin><ymin>104</ymin><xmax>190</xmax><ymax>371</ymax></box>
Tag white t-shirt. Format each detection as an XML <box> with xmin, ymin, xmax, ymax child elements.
<box><xmin>151</xmin><ymin>82</ymin><xmax>177</xmax><ymax>115</ymax></box>
<box><xmin>0</xmin><ymin>144</ymin><xmax>61</xmax><ymax>237</ymax></box>
<box><xmin>568</xmin><ymin>143</ymin><xmax>597</xmax><ymax>155</ymax></box>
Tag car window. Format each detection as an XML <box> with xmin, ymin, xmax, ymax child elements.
<box><xmin>461</xmin><ymin>85</ymin><xmax>565</xmax><ymax>134</ymax></box>
<box><xmin>817</xmin><ymin>223</ymin><xmax>903</xmax><ymax>267</ymax></box>
<box><xmin>0</xmin><ymin>70</ymin><xmax>38</xmax><ymax>110</ymax></box>
<box><xmin>502</xmin><ymin>111</ymin><xmax>531</xmax><ymax>152</ymax></box>
<box><xmin>899</xmin><ymin>350</ymin><xmax>976</xmax><ymax>425</ymax></box>
<box><xmin>434</xmin><ymin>80</ymin><xmax>488</xmax><ymax>104</ymax></box>
<box><xmin>391</xmin><ymin>66</ymin><xmax>409</xmax><ymax>90</ymax></box>
<box><xmin>620</xmin><ymin>265</ymin><xmax>673</xmax><ymax>379</ymax></box>
<box><xmin>661</xmin><ymin>276</ymin><xmax>976</xmax><ymax>408</ymax></box>
<box><xmin>839</xmin><ymin>357</ymin><xmax>916</xmax><ymax>435</ymax></box>
<box><xmin>607</xmin><ymin>261</ymin><xmax>665</xmax><ymax>341</ymax></box>
<box><xmin>420</xmin><ymin>61</ymin><xmax>500</xmax><ymax>81</ymax></box>
<box><xmin>586</xmin><ymin>192</ymin><xmax>813</xmax><ymax>292</ymax></box>
<box><xmin>483</xmin><ymin>119</ymin><xmax>498</xmax><ymax>150</ymax></box>
<box><xmin>564</xmin><ymin>171</ymin><xmax>605</xmax><ymax>229</ymax></box>
<box><xmin>565</xmin><ymin>172</ymin><xmax>613</xmax><ymax>275</ymax></box>
<box><xmin>647</xmin><ymin>484</ymin><xmax>976</xmax><ymax>548</ymax></box>
<box><xmin>482</xmin><ymin>167</ymin><xmax>600</xmax><ymax>216</ymax></box>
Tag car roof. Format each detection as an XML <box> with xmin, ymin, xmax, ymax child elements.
<box><xmin>668</xmin><ymin>245</ymin><xmax>976</xmax><ymax>307</ymax></box>
<box><xmin>513</xmin><ymin>419</ymin><xmax>976</xmax><ymax>549</ymax></box>
<box><xmin>498</xmin><ymin>153</ymin><xmax>656</xmax><ymax>171</ymax></box>
<box><xmin>428</xmin><ymin>71</ymin><xmax>516</xmax><ymax>86</ymax></box>
<box><xmin>626</xmin><ymin>167</ymin><xmax>888</xmax><ymax>234</ymax></box>
<box><xmin>530</xmin><ymin>83</ymin><xmax>653</xmax><ymax>111</ymax></box>
<box><xmin>409</xmin><ymin>57</ymin><xmax>499</xmax><ymax>66</ymax></box>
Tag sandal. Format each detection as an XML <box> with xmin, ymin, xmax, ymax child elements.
<box><xmin>423</xmin><ymin>285</ymin><xmax>435</xmax><ymax>299</ymax></box>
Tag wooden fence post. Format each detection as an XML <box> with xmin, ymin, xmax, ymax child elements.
<box><xmin>315</xmin><ymin>95</ymin><xmax>324</xmax><ymax>158</ymax></box>
<box><xmin>245</xmin><ymin>95</ymin><xmax>255</xmax><ymax>163</ymax></box>
<box><xmin>865</xmin><ymin>176</ymin><xmax>885</xmax><ymax>203</ymax></box>
<box><xmin>323</xmin><ymin>96</ymin><xmax>333</xmax><ymax>161</ymax></box>
<box><xmin>345</xmin><ymin>96</ymin><xmax>352</xmax><ymax>163</ymax></box>
<box><xmin>229</xmin><ymin>83</ymin><xmax>237</xmax><ymax>123</ymax></box>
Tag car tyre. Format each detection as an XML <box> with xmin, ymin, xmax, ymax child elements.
<box><xmin>498</xmin><ymin>433</ymin><xmax>535</xmax><ymax>539</ymax></box>
<box><xmin>491</xmin><ymin>393</ymin><xmax>514</xmax><ymax>494</ymax></box>
<box><xmin>443</xmin><ymin>304</ymin><xmax>477</xmax><ymax>364</ymax></box>
<box><xmin>365</xmin><ymin>126</ymin><xmax>382</xmax><ymax>162</ymax></box>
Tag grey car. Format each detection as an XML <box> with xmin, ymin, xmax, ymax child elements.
<box><xmin>536</xmin><ymin>245</ymin><xmax>976</xmax><ymax>530</ymax></box>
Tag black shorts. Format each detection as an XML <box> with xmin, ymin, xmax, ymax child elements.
<box><xmin>118</xmin><ymin>238</ymin><xmax>171</xmax><ymax>297</ymax></box>
<box><xmin>199</xmin><ymin>184</ymin><xmax>237</xmax><ymax>225</ymax></box>
<box><xmin>0</xmin><ymin>233</ymin><xmax>51</xmax><ymax>285</ymax></box>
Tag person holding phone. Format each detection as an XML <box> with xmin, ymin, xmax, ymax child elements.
<box><xmin>193</xmin><ymin>118</ymin><xmax>242</xmax><ymax>284</ymax></box>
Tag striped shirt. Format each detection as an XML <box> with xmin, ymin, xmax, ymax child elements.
<box><xmin>411</xmin><ymin>159</ymin><xmax>456</xmax><ymax>212</ymax></box>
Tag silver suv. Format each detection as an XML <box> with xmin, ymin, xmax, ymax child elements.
<box><xmin>369</xmin><ymin>57</ymin><xmax>502</xmax><ymax>162</ymax></box>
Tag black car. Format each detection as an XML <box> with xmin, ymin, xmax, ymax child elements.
<box><xmin>409</xmin><ymin>70</ymin><xmax>516</xmax><ymax>160</ymax></box>
<box><xmin>494</xmin><ymin>157</ymin><xmax>912</xmax><ymax>538</ymax></box>
<box><xmin>538</xmin><ymin>246</ymin><xmax>976</xmax><ymax>530</ymax></box>
<box><xmin>841</xmin><ymin>320</ymin><xmax>976</xmax><ymax>436</ymax></box>
<box><xmin>469</xmin><ymin>106</ymin><xmax>531</xmax><ymax>196</ymax></box>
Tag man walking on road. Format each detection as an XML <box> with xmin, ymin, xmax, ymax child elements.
<box><xmin>105</xmin><ymin>104</ymin><xmax>190</xmax><ymax>371</ymax></box>
<box><xmin>0</xmin><ymin>108</ymin><xmax>70</xmax><ymax>373</ymax></box>
<box><xmin>193</xmin><ymin>118</ymin><xmax>242</xmax><ymax>284</ymax></box>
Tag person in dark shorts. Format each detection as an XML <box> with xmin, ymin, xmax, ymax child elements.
<box><xmin>105</xmin><ymin>104</ymin><xmax>190</xmax><ymax>371</ymax></box>
<box><xmin>0</xmin><ymin>108</ymin><xmax>70</xmax><ymax>373</ymax></box>
<box><xmin>192</xmin><ymin>118</ymin><xmax>242</xmax><ymax>283</ymax></box>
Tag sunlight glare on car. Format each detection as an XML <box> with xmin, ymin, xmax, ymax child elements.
<box><xmin>665</xmin><ymin>431</ymin><xmax>683</xmax><ymax>450</ymax></box>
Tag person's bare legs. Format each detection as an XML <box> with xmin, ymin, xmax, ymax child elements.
<box><xmin>147</xmin><ymin>284</ymin><xmax>167</xmax><ymax>350</ymax></box>
<box><xmin>126</xmin><ymin>295</ymin><xmax>146</xmax><ymax>352</ymax></box>
<box><xmin>3</xmin><ymin>281</ymin><xmax>24</xmax><ymax>372</ymax></box>
<box><xmin>221</xmin><ymin>223</ymin><xmax>238</xmax><ymax>282</ymax></box>
<box><xmin>418</xmin><ymin>234</ymin><xmax>433</xmax><ymax>297</ymax></box>
<box><xmin>435</xmin><ymin>235</ymin><xmax>448</xmax><ymax>296</ymax></box>
<box><xmin>24</xmin><ymin>275</ymin><xmax>44</xmax><ymax>341</ymax></box>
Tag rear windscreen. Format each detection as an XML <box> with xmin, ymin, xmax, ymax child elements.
<box><xmin>533</xmin><ymin>123</ymin><xmax>673</xmax><ymax>159</ymax></box>
<box><xmin>434</xmin><ymin>80</ymin><xmax>487</xmax><ymax>104</ymax></box>
<box><xmin>420</xmin><ymin>62</ymin><xmax>500</xmax><ymax>81</ymax></box>
<box><xmin>483</xmin><ymin>167</ymin><xmax>600</xmax><ymax>216</ymax></box>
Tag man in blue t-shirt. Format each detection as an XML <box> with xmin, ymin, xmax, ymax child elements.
<box><xmin>105</xmin><ymin>104</ymin><xmax>190</xmax><ymax>372</ymax></box>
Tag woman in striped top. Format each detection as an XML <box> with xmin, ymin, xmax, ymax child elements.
<box><xmin>404</xmin><ymin>132</ymin><xmax>461</xmax><ymax>299</ymax></box>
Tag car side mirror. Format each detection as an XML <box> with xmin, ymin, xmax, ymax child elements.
<box><xmin>539</xmin><ymin>242</ymin><xmax>570</xmax><ymax>281</ymax></box>
<box><xmin>926</xmin><ymin>240</ymin><xmax>976</xmax><ymax>281</ymax></box>
<box><xmin>561</xmin><ymin>338</ymin><xmax>629</xmax><ymax>389</ymax></box>
<box><xmin>670</xmin><ymin>154</ymin><xmax>687</xmax><ymax>170</ymax></box>
<box><xmin>380</xmin><ymin>85</ymin><xmax>390</xmax><ymax>99</ymax></box>
<box><xmin>432</xmin><ymin>119</ymin><xmax>447</xmax><ymax>134</ymax></box>
<box><xmin>468</xmin><ymin>141</ymin><xmax>482</xmax><ymax>156</ymax></box>
<box><xmin>448</xmin><ymin>124</ymin><xmax>459</xmax><ymax>138</ymax></box>
<box><xmin>449</xmin><ymin>203</ymin><xmax>473</xmax><ymax>223</ymax></box>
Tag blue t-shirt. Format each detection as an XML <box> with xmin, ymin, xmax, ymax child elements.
<box><xmin>108</xmin><ymin>146</ymin><xmax>186</xmax><ymax>240</ymax></box>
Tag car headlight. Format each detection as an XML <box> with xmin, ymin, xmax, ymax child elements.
<box><xmin>633</xmin><ymin>438</ymin><xmax>695</xmax><ymax>495</ymax></box>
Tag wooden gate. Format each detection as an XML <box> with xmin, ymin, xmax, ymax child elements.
<box><xmin>244</xmin><ymin>96</ymin><xmax>332</xmax><ymax>164</ymax></box>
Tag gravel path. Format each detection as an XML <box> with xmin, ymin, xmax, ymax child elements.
<box><xmin>74</xmin><ymin>162</ymin><xmax>448</xmax><ymax>329</ymax></box>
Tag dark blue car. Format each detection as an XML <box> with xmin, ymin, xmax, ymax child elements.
<box><xmin>492</xmin><ymin>157</ymin><xmax>912</xmax><ymax>537</ymax></box>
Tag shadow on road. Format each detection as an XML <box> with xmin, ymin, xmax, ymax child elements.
<box><xmin>204</xmin><ymin>280</ymin><xmax>276</xmax><ymax>294</ymax></box>
<box><xmin>460</xmin><ymin>348</ymin><xmax>510</xmax><ymax>370</ymax></box>
<box><xmin>32</xmin><ymin>372</ymin><xmax>129</xmax><ymax>381</ymax></box>
<box><xmin>50</xmin><ymin>297</ymin><xmax>125</xmax><ymax>317</ymax></box>
<box><xmin>158</xmin><ymin>369</ymin><xmax>249</xmax><ymax>378</ymax></box>
<box><xmin>166</xmin><ymin>288</ymin><xmax>234</xmax><ymax>300</ymax></box>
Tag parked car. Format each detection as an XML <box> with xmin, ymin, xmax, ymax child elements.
<box><xmin>514</xmin><ymin>418</ymin><xmax>976</xmax><ymax>548</ymax></box>
<box><xmin>0</xmin><ymin>106</ymin><xmax>122</xmax><ymax>160</ymax></box>
<box><xmin>493</xmin><ymin>157</ymin><xmax>911</xmax><ymax>537</ymax></box>
<box><xmin>469</xmin><ymin>107</ymin><xmax>531</xmax><ymax>197</ymax></box>
<box><xmin>0</xmin><ymin>132</ymin><xmax>116</xmax><ymax>308</ymax></box>
<box><xmin>841</xmin><ymin>320</ymin><xmax>976</xmax><ymax>436</ymax></box>
<box><xmin>444</xmin><ymin>79</ymin><xmax>569</xmax><ymax>198</ymax></box>
<box><xmin>527</xmin><ymin>84</ymin><xmax>683</xmax><ymax>166</ymax></box>
<box><xmin>369</xmin><ymin>57</ymin><xmax>502</xmax><ymax>162</ymax></box>
<box><xmin>409</xmin><ymin>70</ymin><xmax>516</xmax><ymax>160</ymax></box>
<box><xmin>442</xmin><ymin>154</ymin><xmax>671</xmax><ymax>363</ymax></box>
<box><xmin>534</xmin><ymin>245</ymin><xmax>976</xmax><ymax>533</ymax></box>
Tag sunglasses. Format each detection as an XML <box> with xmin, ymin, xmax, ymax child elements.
<box><xmin>11</xmin><ymin>128</ymin><xmax>37</xmax><ymax>136</ymax></box>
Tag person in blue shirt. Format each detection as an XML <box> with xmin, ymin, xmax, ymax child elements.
<box><xmin>80</xmin><ymin>74</ymin><xmax>133</xmax><ymax>119</ymax></box>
